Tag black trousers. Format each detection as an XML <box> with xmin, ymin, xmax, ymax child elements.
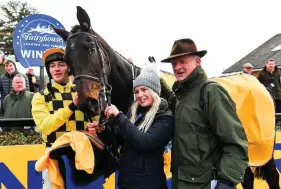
<box><xmin>241</xmin><ymin>157</ymin><xmax>280</xmax><ymax>189</ymax></box>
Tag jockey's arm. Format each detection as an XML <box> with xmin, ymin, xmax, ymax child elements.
<box><xmin>31</xmin><ymin>92</ymin><xmax>74</xmax><ymax>135</ymax></box>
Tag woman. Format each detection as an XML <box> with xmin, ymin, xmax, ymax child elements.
<box><xmin>88</xmin><ymin>64</ymin><xmax>174</xmax><ymax>189</ymax></box>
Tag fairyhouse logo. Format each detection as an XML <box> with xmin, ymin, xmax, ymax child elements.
<box><xmin>13</xmin><ymin>14</ymin><xmax>65</xmax><ymax>68</ymax></box>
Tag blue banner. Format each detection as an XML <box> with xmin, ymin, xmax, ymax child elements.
<box><xmin>13</xmin><ymin>14</ymin><xmax>65</xmax><ymax>68</ymax></box>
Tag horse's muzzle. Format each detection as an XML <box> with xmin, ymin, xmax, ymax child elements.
<box><xmin>78</xmin><ymin>97</ymin><xmax>101</xmax><ymax>117</ymax></box>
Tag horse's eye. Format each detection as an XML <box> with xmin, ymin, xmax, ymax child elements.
<box><xmin>86</xmin><ymin>38</ymin><xmax>92</xmax><ymax>42</ymax></box>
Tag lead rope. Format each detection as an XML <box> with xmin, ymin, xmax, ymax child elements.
<box><xmin>93</xmin><ymin>34</ymin><xmax>119</xmax><ymax>162</ymax></box>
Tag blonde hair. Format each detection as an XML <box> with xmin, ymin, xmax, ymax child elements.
<box><xmin>129</xmin><ymin>88</ymin><xmax>161</xmax><ymax>133</ymax></box>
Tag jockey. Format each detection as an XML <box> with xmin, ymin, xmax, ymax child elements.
<box><xmin>31</xmin><ymin>47</ymin><xmax>90</xmax><ymax>189</ymax></box>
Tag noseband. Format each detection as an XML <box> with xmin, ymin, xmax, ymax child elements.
<box><xmin>66</xmin><ymin>30</ymin><xmax>112</xmax><ymax>123</ymax></box>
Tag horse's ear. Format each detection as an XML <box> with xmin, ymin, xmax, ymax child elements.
<box><xmin>76</xmin><ymin>6</ymin><xmax>91</xmax><ymax>30</ymax></box>
<box><xmin>51</xmin><ymin>25</ymin><xmax>69</xmax><ymax>41</ymax></box>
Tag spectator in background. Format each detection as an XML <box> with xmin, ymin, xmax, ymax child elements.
<box><xmin>257</xmin><ymin>59</ymin><xmax>281</xmax><ymax>113</ymax></box>
<box><xmin>26</xmin><ymin>67</ymin><xmax>40</xmax><ymax>92</ymax></box>
<box><xmin>249</xmin><ymin>59</ymin><xmax>280</xmax><ymax>189</ymax></box>
<box><xmin>0</xmin><ymin>57</ymin><xmax>30</xmax><ymax>105</ymax></box>
<box><xmin>0</xmin><ymin>50</ymin><xmax>5</xmax><ymax>75</ymax></box>
<box><xmin>242</xmin><ymin>63</ymin><xmax>253</xmax><ymax>75</ymax></box>
<box><xmin>0</xmin><ymin>74</ymin><xmax>34</xmax><ymax>131</ymax></box>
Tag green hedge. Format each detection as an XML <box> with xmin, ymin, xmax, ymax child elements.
<box><xmin>1</xmin><ymin>124</ymin><xmax>281</xmax><ymax>146</ymax></box>
<box><xmin>0</xmin><ymin>130</ymin><xmax>43</xmax><ymax>146</ymax></box>
<box><xmin>276</xmin><ymin>121</ymin><xmax>281</xmax><ymax>131</ymax></box>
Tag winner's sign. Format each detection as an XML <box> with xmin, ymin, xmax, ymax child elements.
<box><xmin>13</xmin><ymin>14</ymin><xmax>65</xmax><ymax>68</ymax></box>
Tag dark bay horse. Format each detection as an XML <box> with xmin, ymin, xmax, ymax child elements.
<box><xmin>50</xmin><ymin>5</ymin><xmax>174</xmax><ymax>187</ymax></box>
<box><xmin>52</xmin><ymin>6</ymin><xmax>173</xmax><ymax>118</ymax></box>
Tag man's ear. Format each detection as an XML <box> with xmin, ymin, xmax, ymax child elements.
<box><xmin>196</xmin><ymin>57</ymin><xmax>201</xmax><ymax>65</ymax></box>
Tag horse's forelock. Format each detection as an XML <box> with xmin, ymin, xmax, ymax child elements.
<box><xmin>70</xmin><ymin>25</ymin><xmax>95</xmax><ymax>35</ymax></box>
<box><xmin>70</xmin><ymin>25</ymin><xmax>81</xmax><ymax>33</ymax></box>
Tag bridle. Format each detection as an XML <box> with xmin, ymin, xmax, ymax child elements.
<box><xmin>65</xmin><ymin>29</ymin><xmax>138</xmax><ymax>163</ymax></box>
<box><xmin>66</xmin><ymin>30</ymin><xmax>112</xmax><ymax>127</ymax></box>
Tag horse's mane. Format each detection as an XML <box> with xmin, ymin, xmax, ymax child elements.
<box><xmin>114</xmin><ymin>50</ymin><xmax>141</xmax><ymax>71</ymax></box>
<box><xmin>70</xmin><ymin>25</ymin><xmax>141</xmax><ymax>70</ymax></box>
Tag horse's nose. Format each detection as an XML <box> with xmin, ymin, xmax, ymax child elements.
<box><xmin>78</xmin><ymin>97</ymin><xmax>100</xmax><ymax>117</ymax></box>
<box><xmin>87</xmin><ymin>97</ymin><xmax>99</xmax><ymax>112</ymax></box>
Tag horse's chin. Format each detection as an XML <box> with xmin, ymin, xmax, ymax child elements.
<box><xmin>77</xmin><ymin>97</ymin><xmax>101</xmax><ymax>117</ymax></box>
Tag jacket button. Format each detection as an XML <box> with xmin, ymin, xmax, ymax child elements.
<box><xmin>192</xmin><ymin>178</ymin><xmax>194</xmax><ymax>181</ymax></box>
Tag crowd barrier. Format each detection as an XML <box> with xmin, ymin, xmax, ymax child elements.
<box><xmin>1</xmin><ymin>116</ymin><xmax>281</xmax><ymax>189</ymax></box>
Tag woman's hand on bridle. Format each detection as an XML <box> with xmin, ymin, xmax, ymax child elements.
<box><xmin>87</xmin><ymin>121</ymin><xmax>103</xmax><ymax>134</ymax></box>
<box><xmin>104</xmin><ymin>104</ymin><xmax>119</xmax><ymax>118</ymax></box>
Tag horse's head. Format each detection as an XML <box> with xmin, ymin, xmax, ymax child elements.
<box><xmin>52</xmin><ymin>6</ymin><xmax>111</xmax><ymax>117</ymax></box>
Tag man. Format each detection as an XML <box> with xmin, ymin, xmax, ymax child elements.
<box><xmin>242</xmin><ymin>63</ymin><xmax>253</xmax><ymax>75</ymax></box>
<box><xmin>0</xmin><ymin>50</ymin><xmax>5</xmax><ymax>75</ymax></box>
<box><xmin>257</xmin><ymin>59</ymin><xmax>281</xmax><ymax>113</ymax></box>
<box><xmin>254</xmin><ymin>59</ymin><xmax>281</xmax><ymax>189</ymax></box>
<box><xmin>161</xmin><ymin>38</ymin><xmax>248</xmax><ymax>189</ymax></box>
<box><xmin>0</xmin><ymin>56</ymin><xmax>30</xmax><ymax>105</ymax></box>
<box><xmin>0</xmin><ymin>74</ymin><xmax>34</xmax><ymax>131</ymax></box>
<box><xmin>31</xmin><ymin>47</ymin><xmax>90</xmax><ymax>189</ymax></box>
<box><xmin>26</xmin><ymin>67</ymin><xmax>40</xmax><ymax>92</ymax></box>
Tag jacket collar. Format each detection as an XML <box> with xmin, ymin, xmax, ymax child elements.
<box><xmin>5</xmin><ymin>70</ymin><xmax>19</xmax><ymax>77</ymax></box>
<box><xmin>52</xmin><ymin>81</ymin><xmax>73</xmax><ymax>93</ymax></box>
<box><xmin>157</xmin><ymin>98</ymin><xmax>169</xmax><ymax>114</ymax></box>
<box><xmin>10</xmin><ymin>89</ymin><xmax>25</xmax><ymax>97</ymax></box>
<box><xmin>172</xmin><ymin>65</ymin><xmax>208</xmax><ymax>94</ymax></box>
<box><xmin>26</xmin><ymin>73</ymin><xmax>35</xmax><ymax>77</ymax></box>
<box><xmin>242</xmin><ymin>71</ymin><xmax>252</xmax><ymax>75</ymax></box>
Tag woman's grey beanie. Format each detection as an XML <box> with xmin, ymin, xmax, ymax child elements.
<box><xmin>133</xmin><ymin>64</ymin><xmax>161</xmax><ymax>95</ymax></box>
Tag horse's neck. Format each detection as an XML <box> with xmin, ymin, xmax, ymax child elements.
<box><xmin>95</xmin><ymin>33</ymin><xmax>141</xmax><ymax>112</ymax></box>
<box><xmin>108</xmin><ymin>52</ymin><xmax>140</xmax><ymax>113</ymax></box>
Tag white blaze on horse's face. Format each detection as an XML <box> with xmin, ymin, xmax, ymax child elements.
<box><xmin>49</xmin><ymin>61</ymin><xmax>69</xmax><ymax>84</ymax></box>
<box><xmin>134</xmin><ymin>86</ymin><xmax>154</xmax><ymax>107</ymax></box>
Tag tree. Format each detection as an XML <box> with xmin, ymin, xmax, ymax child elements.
<box><xmin>0</xmin><ymin>1</ymin><xmax>38</xmax><ymax>56</ymax></box>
